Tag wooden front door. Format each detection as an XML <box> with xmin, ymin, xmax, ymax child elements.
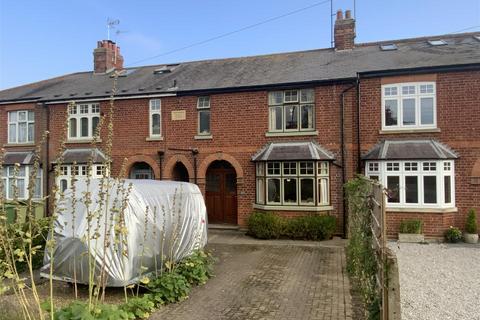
<box><xmin>205</xmin><ymin>161</ymin><xmax>237</xmax><ymax>224</ymax></box>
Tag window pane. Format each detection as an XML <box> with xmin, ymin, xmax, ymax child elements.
<box><xmin>267</xmin><ymin>162</ymin><xmax>280</xmax><ymax>175</ymax></box>
<box><xmin>268</xmin><ymin>92</ymin><xmax>283</xmax><ymax>105</ymax></box>
<box><xmin>28</xmin><ymin>111</ymin><xmax>34</xmax><ymax>121</ymax></box>
<box><xmin>300</xmin><ymin>162</ymin><xmax>314</xmax><ymax>175</ymax></box>
<box><xmin>387</xmin><ymin>176</ymin><xmax>400</xmax><ymax>203</ymax></box>
<box><xmin>284</xmin><ymin>90</ymin><xmax>298</xmax><ymax>103</ymax></box>
<box><xmin>402</xmin><ymin>98</ymin><xmax>416</xmax><ymax>125</ymax></box>
<box><xmin>270</xmin><ymin>106</ymin><xmax>283</xmax><ymax>131</ymax></box>
<box><xmin>34</xmin><ymin>176</ymin><xmax>42</xmax><ymax>198</ymax></box>
<box><xmin>199</xmin><ymin>110</ymin><xmax>210</xmax><ymax>134</ymax></box>
<box><xmin>420</xmin><ymin>97</ymin><xmax>434</xmax><ymax>125</ymax></box>
<box><xmin>80</xmin><ymin>118</ymin><xmax>89</xmax><ymax>137</ymax></box>
<box><xmin>152</xmin><ymin>114</ymin><xmax>161</xmax><ymax>135</ymax></box>
<box><xmin>424</xmin><ymin>176</ymin><xmax>437</xmax><ymax>204</ymax></box>
<box><xmin>283</xmin><ymin>178</ymin><xmax>297</xmax><ymax>204</ymax></box>
<box><xmin>301</xmin><ymin>105</ymin><xmax>314</xmax><ymax>129</ymax></box>
<box><xmin>405</xmin><ymin>176</ymin><xmax>418</xmax><ymax>203</ymax></box>
<box><xmin>267</xmin><ymin>179</ymin><xmax>280</xmax><ymax>203</ymax></box>
<box><xmin>92</xmin><ymin>117</ymin><xmax>100</xmax><ymax>135</ymax></box>
<box><xmin>318</xmin><ymin>178</ymin><xmax>329</xmax><ymax>204</ymax></box>
<box><xmin>283</xmin><ymin>162</ymin><xmax>297</xmax><ymax>175</ymax></box>
<box><xmin>18</xmin><ymin>111</ymin><xmax>27</xmax><ymax>121</ymax></box>
<box><xmin>8</xmin><ymin>112</ymin><xmax>17</xmax><ymax>122</ymax></box>
<box><xmin>300</xmin><ymin>89</ymin><xmax>314</xmax><ymax>103</ymax></box>
<box><xmin>444</xmin><ymin>176</ymin><xmax>452</xmax><ymax>204</ymax></box>
<box><xmin>17</xmin><ymin>179</ymin><xmax>25</xmax><ymax>198</ymax></box>
<box><xmin>28</xmin><ymin>123</ymin><xmax>34</xmax><ymax>142</ymax></box>
<box><xmin>69</xmin><ymin>118</ymin><xmax>77</xmax><ymax>138</ymax></box>
<box><xmin>9</xmin><ymin>124</ymin><xmax>16</xmax><ymax>143</ymax></box>
<box><xmin>385</xmin><ymin>100</ymin><xmax>398</xmax><ymax>126</ymax></box>
<box><xmin>256</xmin><ymin>178</ymin><xmax>265</xmax><ymax>204</ymax></box>
<box><xmin>285</xmin><ymin>105</ymin><xmax>298</xmax><ymax>130</ymax></box>
<box><xmin>60</xmin><ymin>179</ymin><xmax>68</xmax><ymax>192</ymax></box>
<box><xmin>256</xmin><ymin>163</ymin><xmax>265</xmax><ymax>176</ymax></box>
<box><xmin>18</xmin><ymin>123</ymin><xmax>27</xmax><ymax>142</ymax></box>
<box><xmin>300</xmin><ymin>179</ymin><xmax>314</xmax><ymax>204</ymax></box>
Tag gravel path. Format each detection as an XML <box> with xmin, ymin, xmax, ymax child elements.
<box><xmin>389</xmin><ymin>242</ymin><xmax>480</xmax><ymax>320</ymax></box>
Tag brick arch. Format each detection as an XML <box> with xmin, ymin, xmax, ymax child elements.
<box><xmin>163</xmin><ymin>154</ymin><xmax>194</xmax><ymax>181</ymax></box>
<box><xmin>198</xmin><ymin>152</ymin><xmax>244</xmax><ymax>185</ymax></box>
<box><xmin>124</xmin><ymin>155</ymin><xmax>160</xmax><ymax>179</ymax></box>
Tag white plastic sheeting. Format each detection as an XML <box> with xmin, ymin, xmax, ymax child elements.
<box><xmin>41</xmin><ymin>179</ymin><xmax>207</xmax><ymax>287</ymax></box>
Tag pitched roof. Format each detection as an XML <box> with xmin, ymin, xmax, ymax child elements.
<box><xmin>361</xmin><ymin>139</ymin><xmax>458</xmax><ymax>160</ymax></box>
<box><xmin>1</xmin><ymin>33</ymin><xmax>479</xmax><ymax>103</ymax></box>
<box><xmin>2</xmin><ymin>151</ymin><xmax>35</xmax><ymax>165</ymax></box>
<box><xmin>57</xmin><ymin>148</ymin><xmax>108</xmax><ymax>164</ymax></box>
<box><xmin>252</xmin><ymin>141</ymin><xmax>335</xmax><ymax>161</ymax></box>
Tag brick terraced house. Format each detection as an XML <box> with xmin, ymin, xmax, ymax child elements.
<box><xmin>1</xmin><ymin>10</ymin><xmax>479</xmax><ymax>238</ymax></box>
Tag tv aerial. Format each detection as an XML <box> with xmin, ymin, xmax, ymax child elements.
<box><xmin>107</xmin><ymin>18</ymin><xmax>120</xmax><ymax>40</ymax></box>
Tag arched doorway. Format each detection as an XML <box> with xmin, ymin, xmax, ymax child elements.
<box><xmin>205</xmin><ymin>160</ymin><xmax>237</xmax><ymax>224</ymax></box>
<box><xmin>172</xmin><ymin>162</ymin><xmax>190</xmax><ymax>182</ymax></box>
<box><xmin>129</xmin><ymin>162</ymin><xmax>154</xmax><ymax>179</ymax></box>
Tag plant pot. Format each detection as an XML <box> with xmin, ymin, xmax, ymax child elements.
<box><xmin>398</xmin><ymin>233</ymin><xmax>425</xmax><ymax>243</ymax></box>
<box><xmin>464</xmin><ymin>233</ymin><xmax>479</xmax><ymax>244</ymax></box>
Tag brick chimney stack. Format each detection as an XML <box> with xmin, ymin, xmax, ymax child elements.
<box><xmin>93</xmin><ymin>40</ymin><xmax>124</xmax><ymax>73</ymax></box>
<box><xmin>334</xmin><ymin>9</ymin><xmax>356</xmax><ymax>51</ymax></box>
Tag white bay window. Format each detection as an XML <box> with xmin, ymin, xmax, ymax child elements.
<box><xmin>57</xmin><ymin>164</ymin><xmax>107</xmax><ymax>192</ymax></box>
<box><xmin>1</xmin><ymin>166</ymin><xmax>42</xmax><ymax>200</ymax></box>
<box><xmin>366</xmin><ymin>160</ymin><xmax>454</xmax><ymax>208</ymax></box>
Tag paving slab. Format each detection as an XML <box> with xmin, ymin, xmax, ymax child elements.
<box><xmin>150</xmin><ymin>230</ymin><xmax>361</xmax><ymax>320</ymax></box>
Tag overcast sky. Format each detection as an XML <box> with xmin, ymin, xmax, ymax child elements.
<box><xmin>0</xmin><ymin>0</ymin><xmax>479</xmax><ymax>90</ymax></box>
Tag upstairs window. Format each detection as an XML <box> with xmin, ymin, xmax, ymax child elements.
<box><xmin>68</xmin><ymin>103</ymin><xmax>100</xmax><ymax>140</ymax></box>
<box><xmin>268</xmin><ymin>89</ymin><xmax>315</xmax><ymax>133</ymax></box>
<box><xmin>382</xmin><ymin>82</ymin><xmax>436</xmax><ymax>130</ymax></box>
<box><xmin>8</xmin><ymin>110</ymin><xmax>34</xmax><ymax>144</ymax></box>
<box><xmin>197</xmin><ymin>96</ymin><xmax>211</xmax><ymax>135</ymax></box>
<box><xmin>149</xmin><ymin>99</ymin><xmax>162</xmax><ymax>137</ymax></box>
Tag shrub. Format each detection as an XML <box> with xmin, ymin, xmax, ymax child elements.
<box><xmin>54</xmin><ymin>301</ymin><xmax>132</xmax><ymax>320</ymax></box>
<box><xmin>247</xmin><ymin>212</ymin><xmax>336</xmax><ymax>240</ymax></box>
<box><xmin>444</xmin><ymin>226</ymin><xmax>462</xmax><ymax>243</ymax></box>
<box><xmin>120</xmin><ymin>295</ymin><xmax>155</xmax><ymax>319</ymax></box>
<box><xmin>465</xmin><ymin>209</ymin><xmax>478</xmax><ymax>234</ymax></box>
<box><xmin>247</xmin><ymin>212</ymin><xmax>284</xmax><ymax>239</ymax></box>
<box><xmin>399</xmin><ymin>219</ymin><xmax>423</xmax><ymax>234</ymax></box>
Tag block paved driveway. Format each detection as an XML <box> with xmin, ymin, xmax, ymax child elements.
<box><xmin>150</xmin><ymin>230</ymin><xmax>361</xmax><ymax>320</ymax></box>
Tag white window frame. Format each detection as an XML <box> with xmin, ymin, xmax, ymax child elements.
<box><xmin>8</xmin><ymin>110</ymin><xmax>35</xmax><ymax>144</ymax></box>
<box><xmin>197</xmin><ymin>96</ymin><xmax>211</xmax><ymax>135</ymax></box>
<box><xmin>381</xmin><ymin>82</ymin><xmax>437</xmax><ymax>131</ymax></box>
<box><xmin>268</xmin><ymin>89</ymin><xmax>315</xmax><ymax>133</ymax></box>
<box><xmin>365</xmin><ymin>160</ymin><xmax>455</xmax><ymax>209</ymax></box>
<box><xmin>56</xmin><ymin>164</ymin><xmax>108</xmax><ymax>192</ymax></box>
<box><xmin>149</xmin><ymin>99</ymin><xmax>162</xmax><ymax>137</ymax></box>
<box><xmin>256</xmin><ymin>161</ymin><xmax>329</xmax><ymax>207</ymax></box>
<box><xmin>1</xmin><ymin>165</ymin><xmax>42</xmax><ymax>200</ymax></box>
<box><xmin>68</xmin><ymin>103</ymin><xmax>100</xmax><ymax>140</ymax></box>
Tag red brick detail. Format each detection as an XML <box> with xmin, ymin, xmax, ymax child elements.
<box><xmin>124</xmin><ymin>154</ymin><xmax>160</xmax><ymax>179</ymax></box>
<box><xmin>198</xmin><ymin>152</ymin><xmax>244</xmax><ymax>183</ymax></box>
<box><xmin>163</xmin><ymin>154</ymin><xmax>194</xmax><ymax>181</ymax></box>
<box><xmin>93</xmin><ymin>40</ymin><xmax>124</xmax><ymax>73</ymax></box>
<box><xmin>334</xmin><ymin>10</ymin><xmax>355</xmax><ymax>51</ymax></box>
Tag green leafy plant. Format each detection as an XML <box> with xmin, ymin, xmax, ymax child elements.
<box><xmin>399</xmin><ymin>219</ymin><xmax>423</xmax><ymax>234</ymax></box>
<box><xmin>54</xmin><ymin>301</ymin><xmax>132</xmax><ymax>320</ymax></box>
<box><xmin>176</xmin><ymin>250</ymin><xmax>214</xmax><ymax>285</ymax></box>
<box><xmin>247</xmin><ymin>212</ymin><xmax>336</xmax><ymax>240</ymax></box>
<box><xmin>146</xmin><ymin>271</ymin><xmax>191</xmax><ymax>304</ymax></box>
<box><xmin>120</xmin><ymin>295</ymin><xmax>155</xmax><ymax>319</ymax></box>
<box><xmin>444</xmin><ymin>226</ymin><xmax>462</xmax><ymax>243</ymax></box>
<box><xmin>465</xmin><ymin>209</ymin><xmax>478</xmax><ymax>234</ymax></box>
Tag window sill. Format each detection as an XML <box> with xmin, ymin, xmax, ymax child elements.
<box><xmin>3</xmin><ymin>143</ymin><xmax>36</xmax><ymax>147</ymax></box>
<box><xmin>194</xmin><ymin>135</ymin><xmax>213</xmax><ymax>140</ymax></box>
<box><xmin>386</xmin><ymin>207</ymin><xmax>457</xmax><ymax>213</ymax></box>
<box><xmin>265</xmin><ymin>130</ymin><xmax>318</xmax><ymax>137</ymax></box>
<box><xmin>66</xmin><ymin>139</ymin><xmax>102</xmax><ymax>144</ymax></box>
<box><xmin>379</xmin><ymin>128</ymin><xmax>440</xmax><ymax>134</ymax></box>
<box><xmin>253</xmin><ymin>204</ymin><xmax>333</xmax><ymax>212</ymax></box>
<box><xmin>146</xmin><ymin>136</ymin><xmax>164</xmax><ymax>141</ymax></box>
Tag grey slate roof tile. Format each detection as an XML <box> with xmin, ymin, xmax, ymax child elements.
<box><xmin>0</xmin><ymin>33</ymin><xmax>479</xmax><ymax>103</ymax></box>
<box><xmin>362</xmin><ymin>139</ymin><xmax>458</xmax><ymax>160</ymax></box>
<box><xmin>252</xmin><ymin>141</ymin><xmax>335</xmax><ymax>161</ymax></box>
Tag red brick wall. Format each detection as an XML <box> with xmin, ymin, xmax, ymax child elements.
<box><xmin>360</xmin><ymin>70</ymin><xmax>480</xmax><ymax>237</ymax></box>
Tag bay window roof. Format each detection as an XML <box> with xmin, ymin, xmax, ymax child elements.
<box><xmin>362</xmin><ymin>139</ymin><xmax>458</xmax><ymax>160</ymax></box>
<box><xmin>2</xmin><ymin>151</ymin><xmax>35</xmax><ymax>165</ymax></box>
<box><xmin>56</xmin><ymin>148</ymin><xmax>108</xmax><ymax>164</ymax></box>
<box><xmin>252</xmin><ymin>141</ymin><xmax>334</xmax><ymax>162</ymax></box>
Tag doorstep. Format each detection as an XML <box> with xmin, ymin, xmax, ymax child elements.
<box><xmin>207</xmin><ymin>224</ymin><xmax>240</xmax><ymax>230</ymax></box>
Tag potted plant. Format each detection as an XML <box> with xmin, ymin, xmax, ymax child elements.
<box><xmin>464</xmin><ymin>209</ymin><xmax>478</xmax><ymax>244</ymax></box>
<box><xmin>445</xmin><ymin>226</ymin><xmax>463</xmax><ymax>243</ymax></box>
<box><xmin>398</xmin><ymin>219</ymin><xmax>424</xmax><ymax>243</ymax></box>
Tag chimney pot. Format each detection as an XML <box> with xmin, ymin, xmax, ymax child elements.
<box><xmin>336</xmin><ymin>10</ymin><xmax>343</xmax><ymax>20</ymax></box>
<box><xmin>345</xmin><ymin>10</ymin><xmax>352</xmax><ymax>19</ymax></box>
<box><xmin>93</xmin><ymin>40</ymin><xmax>124</xmax><ymax>73</ymax></box>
